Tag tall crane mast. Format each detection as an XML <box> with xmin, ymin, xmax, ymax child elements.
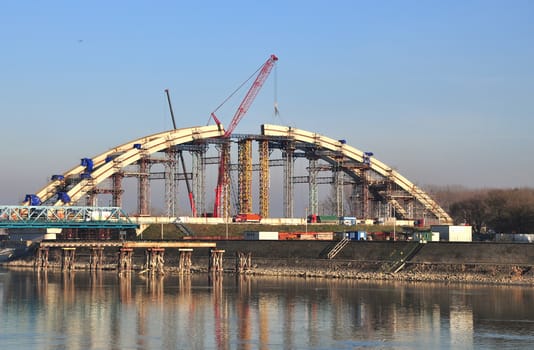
<box><xmin>212</xmin><ymin>54</ymin><xmax>278</xmax><ymax>218</ymax></box>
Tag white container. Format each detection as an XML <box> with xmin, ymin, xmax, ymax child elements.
<box><xmin>431</xmin><ymin>225</ymin><xmax>472</xmax><ymax>242</ymax></box>
<box><xmin>244</xmin><ymin>231</ymin><xmax>279</xmax><ymax>240</ymax></box>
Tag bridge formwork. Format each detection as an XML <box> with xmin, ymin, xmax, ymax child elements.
<box><xmin>22</xmin><ymin>124</ymin><xmax>452</xmax><ymax>225</ymax></box>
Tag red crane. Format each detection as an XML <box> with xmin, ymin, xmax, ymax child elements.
<box><xmin>212</xmin><ymin>54</ymin><xmax>278</xmax><ymax>218</ymax></box>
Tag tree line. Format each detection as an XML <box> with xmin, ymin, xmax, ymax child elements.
<box><xmin>429</xmin><ymin>186</ymin><xmax>534</xmax><ymax>234</ymax></box>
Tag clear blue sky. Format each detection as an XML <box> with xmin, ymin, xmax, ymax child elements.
<box><xmin>1</xmin><ymin>0</ymin><xmax>533</xmax><ymax>205</ymax></box>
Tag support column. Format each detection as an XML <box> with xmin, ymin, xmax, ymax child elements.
<box><xmin>34</xmin><ymin>247</ymin><xmax>49</xmax><ymax>270</ymax></box>
<box><xmin>209</xmin><ymin>249</ymin><xmax>225</xmax><ymax>273</ymax></box>
<box><xmin>334</xmin><ymin>157</ymin><xmax>344</xmax><ymax>217</ymax></box>
<box><xmin>90</xmin><ymin>247</ymin><xmax>105</xmax><ymax>270</ymax></box>
<box><xmin>178</xmin><ymin>248</ymin><xmax>193</xmax><ymax>274</ymax></box>
<box><xmin>111</xmin><ymin>172</ymin><xmax>124</xmax><ymax>208</ymax></box>
<box><xmin>235</xmin><ymin>251</ymin><xmax>252</xmax><ymax>274</ymax></box>
<box><xmin>192</xmin><ymin>147</ymin><xmax>207</xmax><ymax>217</ymax></box>
<box><xmin>308</xmin><ymin>157</ymin><xmax>318</xmax><ymax>215</ymax></box>
<box><xmin>283</xmin><ymin>142</ymin><xmax>295</xmax><ymax>218</ymax></box>
<box><xmin>259</xmin><ymin>139</ymin><xmax>270</xmax><ymax>218</ymax></box>
<box><xmin>238</xmin><ymin>139</ymin><xmax>253</xmax><ymax>214</ymax></box>
<box><xmin>145</xmin><ymin>248</ymin><xmax>165</xmax><ymax>275</ymax></box>
<box><xmin>118</xmin><ymin>247</ymin><xmax>134</xmax><ymax>273</ymax></box>
<box><xmin>165</xmin><ymin>148</ymin><xmax>178</xmax><ymax>217</ymax></box>
<box><xmin>138</xmin><ymin>157</ymin><xmax>150</xmax><ymax>216</ymax></box>
<box><xmin>61</xmin><ymin>248</ymin><xmax>76</xmax><ymax>271</ymax></box>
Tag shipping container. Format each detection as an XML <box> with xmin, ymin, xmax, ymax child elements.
<box><xmin>340</xmin><ymin>216</ymin><xmax>357</xmax><ymax>225</ymax></box>
<box><xmin>244</xmin><ymin>231</ymin><xmax>279</xmax><ymax>240</ymax></box>
<box><xmin>430</xmin><ymin>225</ymin><xmax>472</xmax><ymax>242</ymax></box>
<box><xmin>233</xmin><ymin>213</ymin><xmax>262</xmax><ymax>223</ymax></box>
<box><xmin>346</xmin><ymin>231</ymin><xmax>367</xmax><ymax>240</ymax></box>
<box><xmin>412</xmin><ymin>231</ymin><xmax>439</xmax><ymax>242</ymax></box>
<box><xmin>317</xmin><ymin>215</ymin><xmax>339</xmax><ymax>224</ymax></box>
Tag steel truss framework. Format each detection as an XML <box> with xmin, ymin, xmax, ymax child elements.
<box><xmin>24</xmin><ymin>124</ymin><xmax>452</xmax><ymax>224</ymax></box>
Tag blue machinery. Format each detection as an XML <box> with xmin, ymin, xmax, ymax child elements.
<box><xmin>0</xmin><ymin>205</ymin><xmax>138</xmax><ymax>229</ymax></box>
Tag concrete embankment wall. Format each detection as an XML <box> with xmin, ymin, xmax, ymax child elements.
<box><xmin>411</xmin><ymin>242</ymin><xmax>534</xmax><ymax>265</ymax></box>
<box><xmin>192</xmin><ymin>241</ymin><xmax>534</xmax><ymax>265</ymax></box>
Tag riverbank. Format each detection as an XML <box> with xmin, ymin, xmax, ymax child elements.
<box><xmin>3</xmin><ymin>240</ymin><xmax>534</xmax><ymax>286</ymax></box>
<box><xmin>4</xmin><ymin>254</ymin><xmax>534</xmax><ymax>286</ymax></box>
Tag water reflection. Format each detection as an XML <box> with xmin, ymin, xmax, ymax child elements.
<box><xmin>1</xmin><ymin>269</ymin><xmax>534</xmax><ymax>349</ymax></box>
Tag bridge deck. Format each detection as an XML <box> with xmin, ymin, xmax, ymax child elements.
<box><xmin>39</xmin><ymin>241</ymin><xmax>217</xmax><ymax>249</ymax></box>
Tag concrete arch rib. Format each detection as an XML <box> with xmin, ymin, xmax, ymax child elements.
<box><xmin>32</xmin><ymin>125</ymin><xmax>224</xmax><ymax>205</ymax></box>
<box><xmin>261</xmin><ymin>124</ymin><xmax>452</xmax><ymax>224</ymax></box>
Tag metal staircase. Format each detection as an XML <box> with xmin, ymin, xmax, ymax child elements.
<box><xmin>175</xmin><ymin>223</ymin><xmax>194</xmax><ymax>236</ymax></box>
<box><xmin>327</xmin><ymin>237</ymin><xmax>350</xmax><ymax>259</ymax></box>
<box><xmin>380</xmin><ymin>242</ymin><xmax>424</xmax><ymax>273</ymax></box>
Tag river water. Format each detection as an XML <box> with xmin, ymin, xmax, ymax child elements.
<box><xmin>1</xmin><ymin>268</ymin><xmax>533</xmax><ymax>349</ymax></box>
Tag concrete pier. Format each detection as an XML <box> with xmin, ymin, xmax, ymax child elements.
<box><xmin>209</xmin><ymin>249</ymin><xmax>225</xmax><ymax>273</ymax></box>
<box><xmin>61</xmin><ymin>248</ymin><xmax>76</xmax><ymax>271</ymax></box>
<box><xmin>178</xmin><ymin>248</ymin><xmax>193</xmax><ymax>274</ymax></box>
<box><xmin>90</xmin><ymin>247</ymin><xmax>105</xmax><ymax>270</ymax></box>
<box><xmin>34</xmin><ymin>247</ymin><xmax>49</xmax><ymax>270</ymax></box>
<box><xmin>145</xmin><ymin>247</ymin><xmax>165</xmax><ymax>275</ymax></box>
<box><xmin>118</xmin><ymin>247</ymin><xmax>134</xmax><ymax>272</ymax></box>
<box><xmin>235</xmin><ymin>251</ymin><xmax>252</xmax><ymax>273</ymax></box>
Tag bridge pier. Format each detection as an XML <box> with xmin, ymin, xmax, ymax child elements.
<box><xmin>90</xmin><ymin>247</ymin><xmax>105</xmax><ymax>270</ymax></box>
<box><xmin>34</xmin><ymin>247</ymin><xmax>49</xmax><ymax>270</ymax></box>
<box><xmin>209</xmin><ymin>249</ymin><xmax>225</xmax><ymax>273</ymax></box>
<box><xmin>118</xmin><ymin>247</ymin><xmax>134</xmax><ymax>273</ymax></box>
<box><xmin>178</xmin><ymin>248</ymin><xmax>193</xmax><ymax>274</ymax></box>
<box><xmin>61</xmin><ymin>248</ymin><xmax>76</xmax><ymax>271</ymax></box>
<box><xmin>145</xmin><ymin>248</ymin><xmax>165</xmax><ymax>275</ymax></box>
<box><xmin>235</xmin><ymin>251</ymin><xmax>252</xmax><ymax>273</ymax></box>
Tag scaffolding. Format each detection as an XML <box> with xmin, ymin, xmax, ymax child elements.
<box><xmin>308</xmin><ymin>157</ymin><xmax>318</xmax><ymax>215</ymax></box>
<box><xmin>138</xmin><ymin>157</ymin><xmax>150</xmax><ymax>216</ymax></box>
<box><xmin>192</xmin><ymin>146</ymin><xmax>206</xmax><ymax>216</ymax></box>
<box><xmin>238</xmin><ymin>139</ymin><xmax>253</xmax><ymax>214</ymax></box>
<box><xmin>283</xmin><ymin>141</ymin><xmax>295</xmax><ymax>218</ymax></box>
<box><xmin>258</xmin><ymin>140</ymin><xmax>270</xmax><ymax>217</ymax></box>
<box><xmin>32</xmin><ymin>129</ymin><xmax>450</xmax><ymax>225</ymax></box>
<box><xmin>165</xmin><ymin>148</ymin><xmax>178</xmax><ymax>217</ymax></box>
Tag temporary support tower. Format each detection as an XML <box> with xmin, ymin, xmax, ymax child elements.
<box><xmin>211</xmin><ymin>54</ymin><xmax>278</xmax><ymax>218</ymax></box>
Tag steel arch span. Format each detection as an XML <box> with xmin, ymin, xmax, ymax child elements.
<box><xmin>25</xmin><ymin>124</ymin><xmax>452</xmax><ymax>224</ymax></box>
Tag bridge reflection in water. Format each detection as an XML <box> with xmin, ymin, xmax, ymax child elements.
<box><xmin>3</xmin><ymin>270</ymin><xmax>534</xmax><ymax>349</ymax></box>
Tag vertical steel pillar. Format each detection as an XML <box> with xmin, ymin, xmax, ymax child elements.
<box><xmin>259</xmin><ymin>140</ymin><xmax>270</xmax><ymax>218</ymax></box>
<box><xmin>238</xmin><ymin>139</ymin><xmax>253</xmax><ymax>214</ymax></box>
<box><xmin>192</xmin><ymin>147</ymin><xmax>206</xmax><ymax>217</ymax></box>
<box><xmin>308</xmin><ymin>157</ymin><xmax>318</xmax><ymax>215</ymax></box>
<box><xmin>138</xmin><ymin>157</ymin><xmax>150</xmax><ymax>216</ymax></box>
<box><xmin>165</xmin><ymin>148</ymin><xmax>178</xmax><ymax>217</ymax></box>
<box><xmin>362</xmin><ymin>169</ymin><xmax>369</xmax><ymax>220</ymax></box>
<box><xmin>221</xmin><ymin>143</ymin><xmax>231</xmax><ymax>219</ymax></box>
<box><xmin>283</xmin><ymin>142</ymin><xmax>295</xmax><ymax>218</ymax></box>
<box><xmin>334</xmin><ymin>158</ymin><xmax>344</xmax><ymax>217</ymax></box>
<box><xmin>112</xmin><ymin>172</ymin><xmax>124</xmax><ymax>208</ymax></box>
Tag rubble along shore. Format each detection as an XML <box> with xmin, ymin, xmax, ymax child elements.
<box><xmin>3</xmin><ymin>256</ymin><xmax>534</xmax><ymax>286</ymax></box>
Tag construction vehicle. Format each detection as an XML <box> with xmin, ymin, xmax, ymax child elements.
<box><xmin>233</xmin><ymin>213</ymin><xmax>262</xmax><ymax>223</ymax></box>
<box><xmin>164</xmin><ymin>89</ymin><xmax>197</xmax><ymax>217</ymax></box>
<box><xmin>211</xmin><ymin>54</ymin><xmax>278</xmax><ymax>218</ymax></box>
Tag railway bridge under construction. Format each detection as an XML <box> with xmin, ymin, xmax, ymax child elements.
<box><xmin>23</xmin><ymin>124</ymin><xmax>452</xmax><ymax>225</ymax></box>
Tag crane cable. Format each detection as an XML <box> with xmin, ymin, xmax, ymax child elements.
<box><xmin>274</xmin><ymin>62</ymin><xmax>279</xmax><ymax>117</ymax></box>
<box><xmin>207</xmin><ymin>61</ymin><xmax>265</xmax><ymax>126</ymax></box>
